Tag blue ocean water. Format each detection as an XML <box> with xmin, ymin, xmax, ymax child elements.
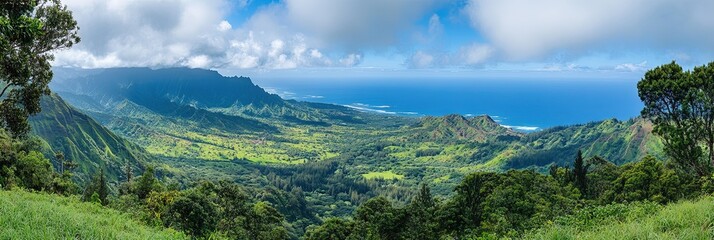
<box><xmin>254</xmin><ymin>77</ymin><xmax>643</xmax><ymax>131</ymax></box>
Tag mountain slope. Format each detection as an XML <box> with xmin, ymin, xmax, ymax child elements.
<box><xmin>51</xmin><ymin>67</ymin><xmax>283</xmax><ymax>109</ymax></box>
<box><xmin>29</xmin><ymin>94</ymin><xmax>149</xmax><ymax>184</ymax></box>
<box><xmin>413</xmin><ymin>114</ymin><xmax>522</xmax><ymax>142</ymax></box>
<box><xmin>507</xmin><ymin>118</ymin><xmax>663</xmax><ymax>168</ymax></box>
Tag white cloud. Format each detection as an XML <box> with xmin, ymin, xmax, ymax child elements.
<box><xmin>217</xmin><ymin>20</ymin><xmax>232</xmax><ymax>32</ymax></box>
<box><xmin>502</xmin><ymin>125</ymin><xmax>539</xmax><ymax>131</ymax></box>
<box><xmin>465</xmin><ymin>0</ymin><xmax>714</xmax><ymax>60</ymax></box>
<box><xmin>54</xmin><ymin>0</ymin><xmax>368</xmax><ymax>69</ymax></box>
<box><xmin>186</xmin><ymin>55</ymin><xmax>212</xmax><ymax>68</ymax></box>
<box><xmin>406</xmin><ymin>43</ymin><xmax>494</xmax><ymax>68</ymax></box>
<box><xmin>615</xmin><ymin>61</ymin><xmax>648</xmax><ymax>72</ymax></box>
<box><xmin>460</xmin><ymin>44</ymin><xmax>494</xmax><ymax>65</ymax></box>
<box><xmin>55</xmin><ymin>0</ymin><xmax>230</xmax><ymax>68</ymax></box>
<box><xmin>339</xmin><ymin>54</ymin><xmax>363</xmax><ymax>67</ymax></box>
<box><xmin>284</xmin><ymin>0</ymin><xmax>439</xmax><ymax>50</ymax></box>
<box><xmin>409</xmin><ymin>51</ymin><xmax>435</xmax><ymax>68</ymax></box>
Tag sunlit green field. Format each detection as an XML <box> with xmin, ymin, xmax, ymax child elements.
<box><xmin>362</xmin><ymin>170</ymin><xmax>405</xmax><ymax>180</ymax></box>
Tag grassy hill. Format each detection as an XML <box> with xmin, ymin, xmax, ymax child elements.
<box><xmin>0</xmin><ymin>190</ymin><xmax>186</xmax><ymax>239</ymax></box>
<box><xmin>413</xmin><ymin>114</ymin><xmax>521</xmax><ymax>142</ymax></box>
<box><xmin>526</xmin><ymin>196</ymin><xmax>714</xmax><ymax>239</ymax></box>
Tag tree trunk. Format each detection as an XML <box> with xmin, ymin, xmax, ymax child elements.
<box><xmin>710</xmin><ymin>140</ymin><xmax>714</xmax><ymax>170</ymax></box>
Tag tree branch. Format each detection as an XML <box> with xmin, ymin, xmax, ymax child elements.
<box><xmin>0</xmin><ymin>82</ymin><xmax>12</xmax><ymax>99</ymax></box>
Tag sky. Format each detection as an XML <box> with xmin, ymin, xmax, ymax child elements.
<box><xmin>53</xmin><ymin>0</ymin><xmax>714</xmax><ymax>78</ymax></box>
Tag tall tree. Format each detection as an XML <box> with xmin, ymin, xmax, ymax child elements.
<box><xmin>406</xmin><ymin>184</ymin><xmax>438</xmax><ymax>240</ymax></box>
<box><xmin>135</xmin><ymin>166</ymin><xmax>159</xmax><ymax>200</ymax></box>
<box><xmin>638</xmin><ymin>61</ymin><xmax>708</xmax><ymax>176</ymax></box>
<box><xmin>82</xmin><ymin>167</ymin><xmax>108</xmax><ymax>205</ymax></box>
<box><xmin>0</xmin><ymin>0</ymin><xmax>80</xmax><ymax>137</ymax></box>
<box><xmin>573</xmin><ymin>150</ymin><xmax>588</xmax><ymax>197</ymax></box>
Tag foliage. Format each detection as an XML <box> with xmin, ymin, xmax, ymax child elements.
<box><xmin>525</xmin><ymin>196</ymin><xmax>714</xmax><ymax>240</ymax></box>
<box><xmin>0</xmin><ymin>189</ymin><xmax>186</xmax><ymax>239</ymax></box>
<box><xmin>638</xmin><ymin>61</ymin><xmax>714</xmax><ymax>176</ymax></box>
<box><xmin>163</xmin><ymin>189</ymin><xmax>219</xmax><ymax>237</ymax></box>
<box><xmin>306</xmin><ymin>151</ymin><xmax>714</xmax><ymax>239</ymax></box>
<box><xmin>0</xmin><ymin>129</ymin><xmax>77</xmax><ymax>194</ymax></box>
<box><xmin>573</xmin><ymin>150</ymin><xmax>588</xmax><ymax>196</ymax></box>
<box><xmin>82</xmin><ymin>167</ymin><xmax>109</xmax><ymax>205</ymax></box>
<box><xmin>608</xmin><ymin>155</ymin><xmax>685</xmax><ymax>203</ymax></box>
<box><xmin>114</xmin><ymin>171</ymin><xmax>291</xmax><ymax>239</ymax></box>
<box><xmin>304</xmin><ymin>218</ymin><xmax>355</xmax><ymax>240</ymax></box>
<box><xmin>0</xmin><ymin>0</ymin><xmax>80</xmax><ymax>136</ymax></box>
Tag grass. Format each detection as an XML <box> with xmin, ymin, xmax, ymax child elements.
<box><xmin>362</xmin><ymin>171</ymin><xmax>405</xmax><ymax>180</ymax></box>
<box><xmin>0</xmin><ymin>189</ymin><xmax>187</xmax><ymax>240</ymax></box>
<box><xmin>526</xmin><ymin>197</ymin><xmax>714</xmax><ymax>240</ymax></box>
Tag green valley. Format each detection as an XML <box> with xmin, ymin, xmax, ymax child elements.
<box><xmin>4</xmin><ymin>64</ymin><xmax>711</xmax><ymax>240</ymax></box>
<box><xmin>4</xmin><ymin>1</ymin><xmax>714</xmax><ymax>239</ymax></box>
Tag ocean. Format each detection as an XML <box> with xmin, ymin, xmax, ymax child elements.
<box><xmin>253</xmin><ymin>76</ymin><xmax>643</xmax><ymax>131</ymax></box>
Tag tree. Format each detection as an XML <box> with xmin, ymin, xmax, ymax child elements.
<box><xmin>609</xmin><ymin>155</ymin><xmax>683</xmax><ymax>203</ymax></box>
<box><xmin>354</xmin><ymin>197</ymin><xmax>402</xmax><ymax>240</ymax></box>
<box><xmin>124</xmin><ymin>159</ymin><xmax>132</xmax><ymax>183</ymax></box>
<box><xmin>50</xmin><ymin>152</ymin><xmax>78</xmax><ymax>196</ymax></box>
<box><xmin>163</xmin><ymin>189</ymin><xmax>219</xmax><ymax>237</ymax></box>
<box><xmin>135</xmin><ymin>166</ymin><xmax>160</xmax><ymax>200</ymax></box>
<box><xmin>585</xmin><ymin>156</ymin><xmax>621</xmax><ymax>204</ymax></box>
<box><xmin>246</xmin><ymin>201</ymin><xmax>289</xmax><ymax>240</ymax></box>
<box><xmin>82</xmin><ymin>167</ymin><xmax>108</xmax><ymax>205</ymax></box>
<box><xmin>55</xmin><ymin>151</ymin><xmax>76</xmax><ymax>174</ymax></box>
<box><xmin>304</xmin><ymin>218</ymin><xmax>355</xmax><ymax>240</ymax></box>
<box><xmin>405</xmin><ymin>184</ymin><xmax>438</xmax><ymax>240</ymax></box>
<box><xmin>14</xmin><ymin>150</ymin><xmax>53</xmax><ymax>190</ymax></box>
<box><xmin>573</xmin><ymin>150</ymin><xmax>589</xmax><ymax>197</ymax></box>
<box><xmin>638</xmin><ymin>61</ymin><xmax>708</xmax><ymax>176</ymax></box>
<box><xmin>0</xmin><ymin>0</ymin><xmax>80</xmax><ymax>137</ymax></box>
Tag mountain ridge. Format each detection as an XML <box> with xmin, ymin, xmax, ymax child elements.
<box><xmin>29</xmin><ymin>94</ymin><xmax>148</xmax><ymax>185</ymax></box>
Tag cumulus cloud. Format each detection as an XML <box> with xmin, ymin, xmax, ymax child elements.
<box><xmin>465</xmin><ymin>0</ymin><xmax>714</xmax><ymax>60</ymax></box>
<box><xmin>54</xmin><ymin>0</ymin><xmax>367</xmax><ymax>69</ymax></box>
<box><xmin>55</xmin><ymin>0</ymin><xmax>710</xmax><ymax>70</ymax></box>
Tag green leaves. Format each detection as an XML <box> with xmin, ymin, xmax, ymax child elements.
<box><xmin>637</xmin><ymin>61</ymin><xmax>714</xmax><ymax>176</ymax></box>
<box><xmin>0</xmin><ymin>0</ymin><xmax>79</xmax><ymax>137</ymax></box>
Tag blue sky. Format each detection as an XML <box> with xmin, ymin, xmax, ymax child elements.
<box><xmin>55</xmin><ymin>0</ymin><xmax>714</xmax><ymax>77</ymax></box>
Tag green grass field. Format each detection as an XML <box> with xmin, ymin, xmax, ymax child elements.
<box><xmin>0</xmin><ymin>190</ymin><xmax>187</xmax><ymax>240</ymax></box>
<box><xmin>527</xmin><ymin>197</ymin><xmax>714</xmax><ymax>240</ymax></box>
<box><xmin>362</xmin><ymin>170</ymin><xmax>405</xmax><ymax>180</ymax></box>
